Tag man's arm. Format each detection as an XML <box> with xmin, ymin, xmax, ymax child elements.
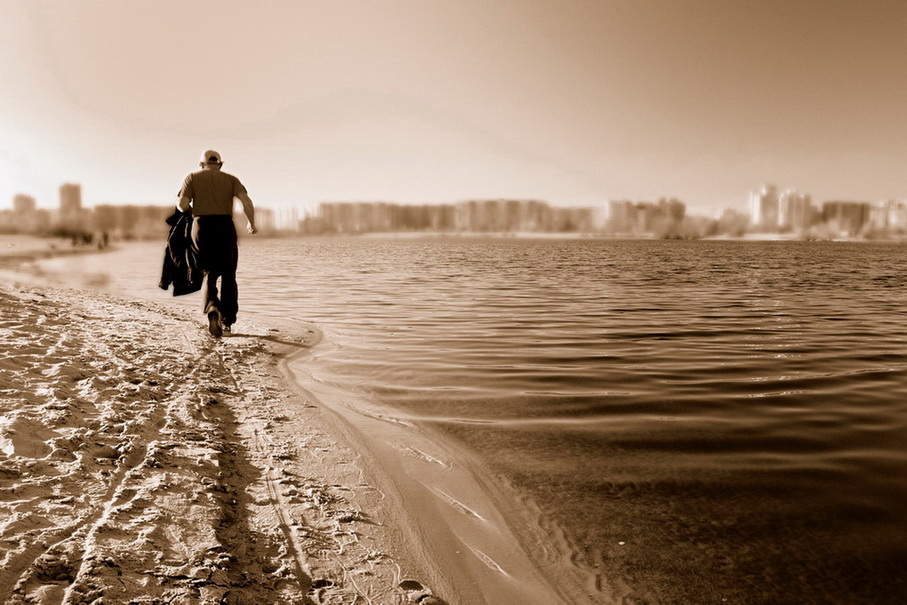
<box><xmin>177</xmin><ymin>173</ymin><xmax>193</xmax><ymax>212</ymax></box>
<box><xmin>237</xmin><ymin>192</ymin><xmax>257</xmax><ymax>234</ymax></box>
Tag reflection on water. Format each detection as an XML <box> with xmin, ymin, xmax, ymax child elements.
<box><xmin>38</xmin><ymin>237</ymin><xmax>907</xmax><ymax>603</ymax></box>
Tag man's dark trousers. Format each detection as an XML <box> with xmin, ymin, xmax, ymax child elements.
<box><xmin>191</xmin><ymin>215</ymin><xmax>239</xmax><ymax>326</ymax></box>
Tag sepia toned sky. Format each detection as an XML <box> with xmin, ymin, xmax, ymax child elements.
<box><xmin>2</xmin><ymin>0</ymin><xmax>907</xmax><ymax>213</ymax></box>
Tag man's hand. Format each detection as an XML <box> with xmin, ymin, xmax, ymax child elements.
<box><xmin>247</xmin><ymin>222</ymin><xmax>258</xmax><ymax>235</ymax></box>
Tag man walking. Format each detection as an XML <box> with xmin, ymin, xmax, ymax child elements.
<box><xmin>177</xmin><ymin>150</ymin><xmax>257</xmax><ymax>337</ymax></box>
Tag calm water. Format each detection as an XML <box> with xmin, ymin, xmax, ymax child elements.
<box><xmin>35</xmin><ymin>238</ymin><xmax>907</xmax><ymax>603</ymax></box>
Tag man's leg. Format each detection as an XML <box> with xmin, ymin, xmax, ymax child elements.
<box><xmin>203</xmin><ymin>271</ymin><xmax>222</xmax><ymax>317</ymax></box>
<box><xmin>193</xmin><ymin>216</ymin><xmax>236</xmax><ymax>336</ymax></box>
<box><xmin>220</xmin><ymin>229</ymin><xmax>240</xmax><ymax>328</ymax></box>
<box><xmin>192</xmin><ymin>218</ymin><xmax>221</xmax><ymax>319</ymax></box>
<box><xmin>204</xmin><ymin>271</ymin><xmax>223</xmax><ymax>337</ymax></box>
<box><xmin>220</xmin><ymin>270</ymin><xmax>238</xmax><ymax>327</ymax></box>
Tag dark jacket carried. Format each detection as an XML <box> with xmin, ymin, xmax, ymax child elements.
<box><xmin>159</xmin><ymin>209</ymin><xmax>202</xmax><ymax>296</ymax></box>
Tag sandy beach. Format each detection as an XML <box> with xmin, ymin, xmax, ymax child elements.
<box><xmin>0</xmin><ymin>245</ymin><xmax>452</xmax><ymax>604</ymax></box>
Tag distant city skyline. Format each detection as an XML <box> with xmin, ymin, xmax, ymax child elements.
<box><xmin>5</xmin><ymin>178</ymin><xmax>906</xmax><ymax>219</ymax></box>
<box><xmin>5</xmin><ymin>180</ymin><xmax>907</xmax><ymax>241</ymax></box>
<box><xmin>3</xmin><ymin>1</ymin><xmax>907</xmax><ymax>213</ymax></box>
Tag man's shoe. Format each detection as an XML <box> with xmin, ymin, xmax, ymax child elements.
<box><xmin>223</xmin><ymin>323</ymin><xmax>232</xmax><ymax>334</ymax></box>
<box><xmin>208</xmin><ymin>310</ymin><xmax>223</xmax><ymax>338</ymax></box>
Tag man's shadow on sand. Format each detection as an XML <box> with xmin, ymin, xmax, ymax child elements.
<box><xmin>218</xmin><ymin>332</ymin><xmax>451</xmax><ymax>605</ymax></box>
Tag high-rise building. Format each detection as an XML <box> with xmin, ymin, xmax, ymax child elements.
<box><xmin>823</xmin><ymin>201</ymin><xmax>870</xmax><ymax>235</ymax></box>
<box><xmin>607</xmin><ymin>200</ymin><xmax>636</xmax><ymax>233</ymax></box>
<box><xmin>749</xmin><ymin>184</ymin><xmax>779</xmax><ymax>230</ymax></box>
<box><xmin>7</xmin><ymin>194</ymin><xmax>49</xmax><ymax>234</ymax></box>
<box><xmin>778</xmin><ymin>189</ymin><xmax>812</xmax><ymax>230</ymax></box>
<box><xmin>888</xmin><ymin>200</ymin><xmax>907</xmax><ymax>232</ymax></box>
<box><xmin>13</xmin><ymin>194</ymin><xmax>36</xmax><ymax>214</ymax></box>
<box><xmin>60</xmin><ymin>183</ymin><xmax>82</xmax><ymax>215</ymax></box>
<box><xmin>868</xmin><ymin>199</ymin><xmax>907</xmax><ymax>233</ymax></box>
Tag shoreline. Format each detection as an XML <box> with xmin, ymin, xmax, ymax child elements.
<box><xmin>0</xmin><ymin>238</ymin><xmax>590</xmax><ymax>604</ymax></box>
<box><xmin>280</xmin><ymin>346</ymin><xmax>596</xmax><ymax>604</ymax></box>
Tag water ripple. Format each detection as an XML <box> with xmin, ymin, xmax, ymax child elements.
<box><xmin>41</xmin><ymin>237</ymin><xmax>907</xmax><ymax>604</ymax></box>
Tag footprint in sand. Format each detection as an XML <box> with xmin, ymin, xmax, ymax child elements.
<box><xmin>399</xmin><ymin>579</ymin><xmax>449</xmax><ymax>604</ymax></box>
<box><xmin>0</xmin><ymin>414</ymin><xmax>59</xmax><ymax>458</ymax></box>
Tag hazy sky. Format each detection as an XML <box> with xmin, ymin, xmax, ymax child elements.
<box><xmin>2</xmin><ymin>0</ymin><xmax>906</xmax><ymax>213</ymax></box>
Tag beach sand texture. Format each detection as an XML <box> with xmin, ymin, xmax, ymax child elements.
<box><xmin>0</xmin><ymin>283</ymin><xmax>446</xmax><ymax>604</ymax></box>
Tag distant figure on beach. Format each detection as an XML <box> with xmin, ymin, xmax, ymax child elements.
<box><xmin>177</xmin><ymin>150</ymin><xmax>257</xmax><ymax>337</ymax></box>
